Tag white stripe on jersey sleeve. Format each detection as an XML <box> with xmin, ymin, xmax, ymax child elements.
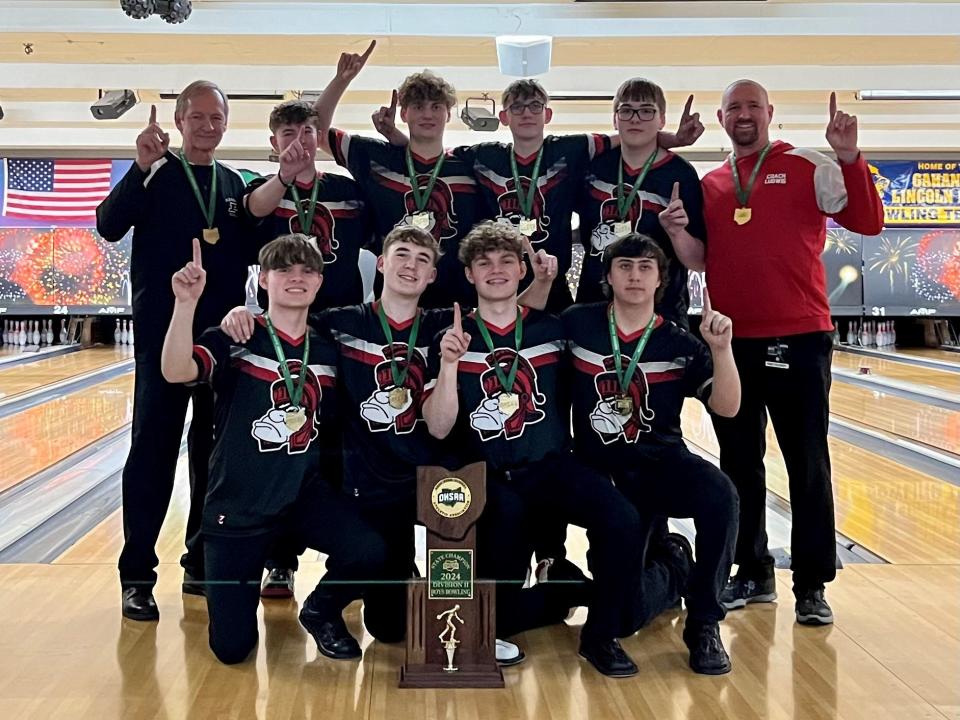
<box><xmin>787</xmin><ymin>147</ymin><xmax>848</xmax><ymax>215</ymax></box>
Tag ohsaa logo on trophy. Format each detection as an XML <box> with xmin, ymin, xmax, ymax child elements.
<box><xmin>431</xmin><ymin>477</ymin><xmax>472</xmax><ymax>518</ymax></box>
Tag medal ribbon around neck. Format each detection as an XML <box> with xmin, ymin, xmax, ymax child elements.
<box><xmin>264</xmin><ymin>313</ymin><xmax>310</xmax><ymax>410</ymax></box>
<box><xmin>616</xmin><ymin>147</ymin><xmax>658</xmax><ymax>221</ymax></box>
<box><xmin>729</xmin><ymin>142</ymin><xmax>772</xmax><ymax>208</ymax></box>
<box><xmin>376</xmin><ymin>302</ymin><xmax>422</xmax><ymax>391</ymax></box>
<box><xmin>509</xmin><ymin>144</ymin><xmax>545</xmax><ymax>221</ymax></box>
<box><xmin>607</xmin><ymin>305</ymin><xmax>657</xmax><ymax>396</ymax></box>
<box><xmin>405</xmin><ymin>147</ymin><xmax>446</xmax><ymax>212</ymax></box>
<box><xmin>474</xmin><ymin>308</ymin><xmax>523</xmax><ymax>393</ymax></box>
<box><xmin>290</xmin><ymin>175</ymin><xmax>321</xmax><ymax>236</ymax></box>
<box><xmin>178</xmin><ymin>150</ymin><xmax>217</xmax><ymax>229</ymax></box>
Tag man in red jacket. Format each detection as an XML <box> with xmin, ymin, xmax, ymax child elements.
<box><xmin>700</xmin><ymin>80</ymin><xmax>883</xmax><ymax>625</ymax></box>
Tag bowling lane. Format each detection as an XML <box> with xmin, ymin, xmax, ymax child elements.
<box><xmin>0</xmin><ymin>374</ymin><xmax>134</xmax><ymax>495</ymax></box>
<box><xmin>829</xmin><ymin>380</ymin><xmax>960</xmax><ymax>455</ymax></box>
<box><xmin>681</xmin><ymin>401</ymin><xmax>960</xmax><ymax>565</ymax></box>
<box><xmin>896</xmin><ymin>347</ymin><xmax>960</xmax><ymax>365</ymax></box>
<box><xmin>833</xmin><ymin>350</ymin><xmax>960</xmax><ymax>395</ymax></box>
<box><xmin>0</xmin><ymin>346</ymin><xmax>133</xmax><ymax>401</ymax></box>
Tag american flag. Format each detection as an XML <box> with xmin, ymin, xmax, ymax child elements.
<box><xmin>2</xmin><ymin>158</ymin><xmax>112</xmax><ymax>221</ymax></box>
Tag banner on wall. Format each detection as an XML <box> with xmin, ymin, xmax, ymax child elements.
<box><xmin>869</xmin><ymin>160</ymin><xmax>960</xmax><ymax>227</ymax></box>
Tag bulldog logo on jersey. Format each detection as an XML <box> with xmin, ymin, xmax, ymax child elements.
<box><xmin>360</xmin><ymin>342</ymin><xmax>428</xmax><ymax>434</ymax></box>
<box><xmin>495</xmin><ymin>176</ymin><xmax>551</xmax><ymax>245</ymax></box>
<box><xmin>251</xmin><ymin>359</ymin><xmax>322</xmax><ymax>454</ymax></box>
<box><xmin>590</xmin><ymin>355</ymin><xmax>655</xmax><ymax>443</ymax></box>
<box><xmin>469</xmin><ymin>348</ymin><xmax>546</xmax><ymax>441</ymax></box>
<box><xmin>590</xmin><ymin>188</ymin><xmax>642</xmax><ymax>256</ymax></box>
<box><xmin>289</xmin><ymin>201</ymin><xmax>339</xmax><ymax>265</ymax></box>
<box><xmin>399</xmin><ymin>175</ymin><xmax>458</xmax><ymax>241</ymax></box>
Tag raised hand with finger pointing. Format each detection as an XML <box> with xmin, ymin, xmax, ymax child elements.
<box><xmin>522</xmin><ymin>235</ymin><xmax>558</xmax><ymax>283</ymax></box>
<box><xmin>825</xmin><ymin>91</ymin><xmax>860</xmax><ymax>164</ymax></box>
<box><xmin>171</xmin><ymin>237</ymin><xmax>207</xmax><ymax>303</ymax></box>
<box><xmin>337</xmin><ymin>39</ymin><xmax>376</xmax><ymax>84</ymax></box>
<box><xmin>136</xmin><ymin>104</ymin><xmax>171</xmax><ymax>171</ymax></box>
<box><xmin>658</xmin><ymin>181</ymin><xmax>689</xmax><ymax>237</ymax></box>
<box><xmin>698</xmin><ymin>288</ymin><xmax>732</xmax><ymax>351</ymax></box>
<box><xmin>439</xmin><ymin>302</ymin><xmax>472</xmax><ymax>366</ymax></box>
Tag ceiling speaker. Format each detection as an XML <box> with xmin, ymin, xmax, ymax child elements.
<box><xmin>495</xmin><ymin>36</ymin><xmax>552</xmax><ymax>78</ymax></box>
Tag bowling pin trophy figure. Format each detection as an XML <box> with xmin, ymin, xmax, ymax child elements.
<box><xmin>399</xmin><ymin>462</ymin><xmax>502</xmax><ymax>688</ymax></box>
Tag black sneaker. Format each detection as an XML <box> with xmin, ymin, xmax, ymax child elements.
<box><xmin>299</xmin><ymin>609</ymin><xmax>362</xmax><ymax>660</ymax></box>
<box><xmin>260</xmin><ymin>568</ymin><xmax>295</xmax><ymax>599</ymax></box>
<box><xmin>683</xmin><ymin>622</ymin><xmax>731</xmax><ymax>675</ymax></box>
<box><xmin>578</xmin><ymin>636</ymin><xmax>638</xmax><ymax>678</ymax></box>
<box><xmin>121</xmin><ymin>587</ymin><xmax>159</xmax><ymax>621</ymax></box>
<box><xmin>719</xmin><ymin>573</ymin><xmax>777</xmax><ymax>610</ymax></box>
<box><xmin>795</xmin><ymin>587</ymin><xmax>833</xmax><ymax>625</ymax></box>
<box><xmin>655</xmin><ymin>533</ymin><xmax>695</xmax><ymax>599</ymax></box>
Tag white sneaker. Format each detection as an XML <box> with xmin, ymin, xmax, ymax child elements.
<box><xmin>495</xmin><ymin>638</ymin><xmax>526</xmax><ymax>667</ymax></box>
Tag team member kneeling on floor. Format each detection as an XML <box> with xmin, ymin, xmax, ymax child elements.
<box><xmin>423</xmin><ymin>222</ymin><xmax>647</xmax><ymax>678</ymax></box>
<box><xmin>161</xmin><ymin>233</ymin><xmax>390</xmax><ymax>664</ymax></box>
<box><xmin>563</xmin><ymin>233</ymin><xmax>741</xmax><ymax>674</ymax></box>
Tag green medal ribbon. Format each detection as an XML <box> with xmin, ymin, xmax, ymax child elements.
<box><xmin>376</xmin><ymin>302</ymin><xmax>422</xmax><ymax>389</ymax></box>
<box><xmin>729</xmin><ymin>142</ymin><xmax>772</xmax><ymax>207</ymax></box>
<box><xmin>264</xmin><ymin>314</ymin><xmax>310</xmax><ymax>409</ymax></box>
<box><xmin>616</xmin><ymin>147</ymin><xmax>659</xmax><ymax>220</ymax></box>
<box><xmin>509</xmin><ymin>144</ymin><xmax>545</xmax><ymax>220</ymax></box>
<box><xmin>474</xmin><ymin>308</ymin><xmax>523</xmax><ymax>393</ymax></box>
<box><xmin>178</xmin><ymin>150</ymin><xmax>217</xmax><ymax>229</ymax></box>
<box><xmin>607</xmin><ymin>305</ymin><xmax>657</xmax><ymax>394</ymax></box>
<box><xmin>404</xmin><ymin>147</ymin><xmax>446</xmax><ymax>212</ymax></box>
<box><xmin>290</xmin><ymin>175</ymin><xmax>321</xmax><ymax>236</ymax></box>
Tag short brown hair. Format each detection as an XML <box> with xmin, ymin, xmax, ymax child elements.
<box><xmin>398</xmin><ymin>71</ymin><xmax>457</xmax><ymax>110</ymax></box>
<box><xmin>269</xmin><ymin>99</ymin><xmax>318</xmax><ymax>134</ymax></box>
<box><xmin>458</xmin><ymin>221</ymin><xmax>523</xmax><ymax>266</ymax></box>
<box><xmin>382</xmin><ymin>226</ymin><xmax>441</xmax><ymax>265</ymax></box>
<box><xmin>613</xmin><ymin>77</ymin><xmax>666</xmax><ymax>117</ymax></box>
<box><xmin>175</xmin><ymin>80</ymin><xmax>229</xmax><ymax>121</ymax></box>
<box><xmin>601</xmin><ymin>233</ymin><xmax>669</xmax><ymax>303</ymax></box>
<box><xmin>258</xmin><ymin>233</ymin><xmax>324</xmax><ymax>273</ymax></box>
<box><xmin>501</xmin><ymin>79</ymin><xmax>549</xmax><ymax>109</ymax></box>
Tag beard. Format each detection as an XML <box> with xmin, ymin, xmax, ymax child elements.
<box><xmin>731</xmin><ymin>123</ymin><xmax>759</xmax><ymax>147</ymax></box>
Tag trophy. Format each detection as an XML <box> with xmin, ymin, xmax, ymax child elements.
<box><xmin>399</xmin><ymin>462</ymin><xmax>503</xmax><ymax>688</ymax></box>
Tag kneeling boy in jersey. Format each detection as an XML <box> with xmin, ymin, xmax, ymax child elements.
<box><xmin>161</xmin><ymin>234</ymin><xmax>389</xmax><ymax>664</ymax></box>
<box><xmin>563</xmin><ymin>233</ymin><xmax>740</xmax><ymax>674</ymax></box>
<box><xmin>423</xmin><ymin>222</ymin><xmax>646</xmax><ymax>677</ymax></box>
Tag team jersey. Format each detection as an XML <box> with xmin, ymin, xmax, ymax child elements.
<box><xmin>702</xmin><ymin>141</ymin><xmax>884</xmax><ymax>338</ymax></box>
<box><xmin>577</xmin><ymin>149</ymin><xmax>706</xmax><ymax>326</ymax></box>
<box><xmin>563</xmin><ymin>303</ymin><xmax>713</xmax><ymax>473</ymax></box>
<box><xmin>244</xmin><ymin>172</ymin><xmax>370</xmax><ymax>310</ymax></box>
<box><xmin>191</xmin><ymin>320</ymin><xmax>338</xmax><ymax>536</ymax></box>
<box><xmin>321</xmin><ymin>302</ymin><xmax>456</xmax><ymax>502</ymax></box>
<box><xmin>472</xmin><ymin>134</ymin><xmax>611</xmax><ymax>309</ymax></box>
<box><xmin>328</xmin><ymin>130</ymin><xmax>484</xmax><ymax>308</ymax></box>
<box><xmin>96</xmin><ymin>151</ymin><xmax>256</xmax><ymax>353</ymax></box>
<box><xmin>429</xmin><ymin>307</ymin><xmax>568</xmax><ymax>471</ymax></box>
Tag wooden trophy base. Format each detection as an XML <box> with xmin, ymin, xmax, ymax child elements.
<box><xmin>399</xmin><ymin>663</ymin><xmax>504</xmax><ymax>689</ymax></box>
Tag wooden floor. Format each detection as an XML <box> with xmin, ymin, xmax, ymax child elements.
<box><xmin>832</xmin><ymin>351</ymin><xmax>960</xmax><ymax>395</ymax></box>
<box><xmin>0</xmin><ymin>346</ymin><xmax>132</xmax><ymax>401</ymax></box>
<box><xmin>897</xmin><ymin>347</ymin><xmax>960</xmax><ymax>364</ymax></box>
<box><xmin>1</xmin><ymin>346</ymin><xmax>959</xmax><ymax>719</ymax></box>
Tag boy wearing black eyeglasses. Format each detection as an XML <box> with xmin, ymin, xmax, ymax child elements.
<box><xmin>577</xmin><ymin>78</ymin><xmax>707</xmax><ymax>327</ymax></box>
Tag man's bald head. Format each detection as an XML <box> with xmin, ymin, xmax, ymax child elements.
<box><xmin>718</xmin><ymin>79</ymin><xmax>774</xmax><ymax>153</ymax></box>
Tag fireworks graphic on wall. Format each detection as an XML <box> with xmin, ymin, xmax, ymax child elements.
<box><xmin>910</xmin><ymin>230</ymin><xmax>960</xmax><ymax>303</ymax></box>
<box><xmin>824</xmin><ymin>228</ymin><xmax>858</xmax><ymax>255</ymax></box>
<box><xmin>869</xmin><ymin>235</ymin><xmax>917</xmax><ymax>291</ymax></box>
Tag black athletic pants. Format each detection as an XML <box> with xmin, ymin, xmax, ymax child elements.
<box><xmin>614</xmin><ymin>444</ymin><xmax>739</xmax><ymax>628</ymax></box>
<box><xmin>118</xmin><ymin>350</ymin><xmax>212</xmax><ymax>591</ymax></box>
<box><xmin>478</xmin><ymin>452</ymin><xmax>643</xmax><ymax>642</ymax></box>
<box><xmin>204</xmin><ymin>481</ymin><xmax>391</xmax><ymax>664</ymax></box>
<box><xmin>711</xmin><ymin>331</ymin><xmax>837</xmax><ymax>593</ymax></box>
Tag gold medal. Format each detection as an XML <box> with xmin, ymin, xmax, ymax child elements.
<box><xmin>613</xmin><ymin>221</ymin><xmax>632</xmax><ymax>238</ymax></box>
<box><xmin>519</xmin><ymin>217</ymin><xmax>537</xmax><ymax>236</ymax></box>
<box><xmin>498</xmin><ymin>392</ymin><xmax>520</xmax><ymax>416</ymax></box>
<box><xmin>284</xmin><ymin>406</ymin><xmax>307</xmax><ymax>432</ymax></box>
<box><xmin>733</xmin><ymin>207</ymin><xmax>752</xmax><ymax>225</ymax></box>
<box><xmin>613</xmin><ymin>394</ymin><xmax>634</xmax><ymax>416</ymax></box>
<box><xmin>202</xmin><ymin>227</ymin><xmax>220</xmax><ymax>244</ymax></box>
<box><xmin>389</xmin><ymin>386</ymin><xmax>409</xmax><ymax>409</ymax></box>
<box><xmin>410</xmin><ymin>212</ymin><xmax>431</xmax><ymax>229</ymax></box>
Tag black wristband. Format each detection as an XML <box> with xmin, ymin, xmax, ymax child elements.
<box><xmin>277</xmin><ymin>171</ymin><xmax>293</xmax><ymax>188</ymax></box>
